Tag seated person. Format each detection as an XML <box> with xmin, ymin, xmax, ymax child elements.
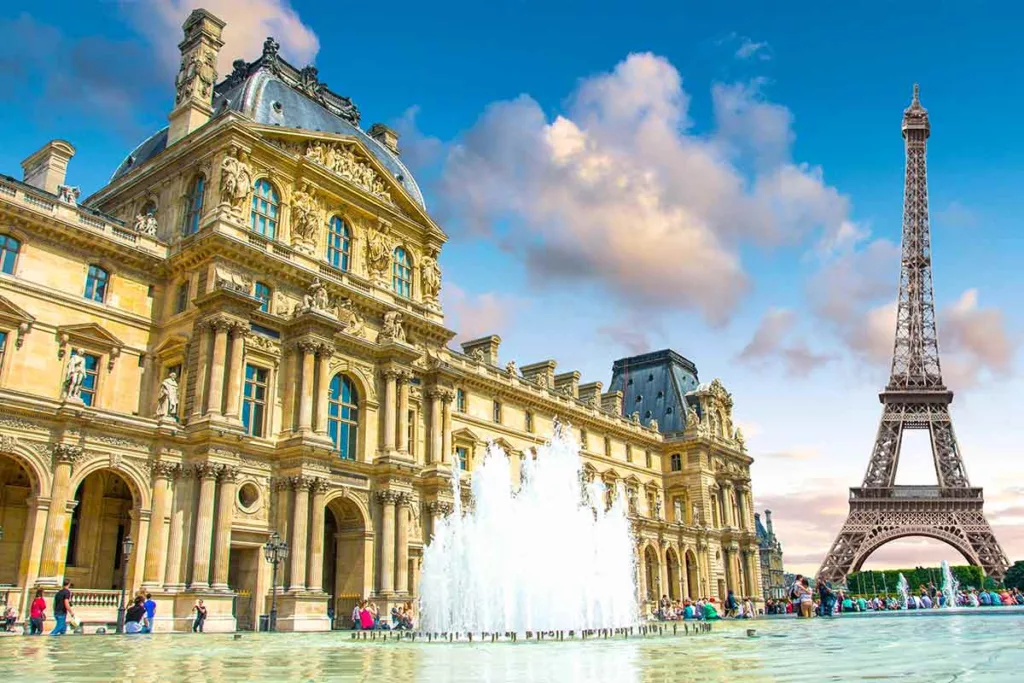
<box><xmin>124</xmin><ymin>596</ymin><xmax>148</xmax><ymax>634</ymax></box>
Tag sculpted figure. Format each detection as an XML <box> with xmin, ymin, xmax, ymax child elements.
<box><xmin>366</xmin><ymin>222</ymin><xmax>393</xmax><ymax>277</ymax></box>
<box><xmin>290</xmin><ymin>182</ymin><xmax>320</xmax><ymax>245</ymax></box>
<box><xmin>685</xmin><ymin>403</ymin><xmax>702</xmax><ymax>432</ymax></box>
<box><xmin>734</xmin><ymin>427</ymin><xmax>746</xmax><ymax>451</ymax></box>
<box><xmin>58</xmin><ymin>185</ymin><xmax>80</xmax><ymax>205</ymax></box>
<box><xmin>64</xmin><ymin>350</ymin><xmax>86</xmax><ymax>401</ymax></box>
<box><xmin>306</xmin><ymin>141</ymin><xmax>325</xmax><ymax>166</ymax></box>
<box><xmin>134</xmin><ymin>212</ymin><xmax>158</xmax><ymax>236</ymax></box>
<box><xmin>219</xmin><ymin>147</ymin><xmax>252</xmax><ymax>214</ymax></box>
<box><xmin>379</xmin><ymin>311</ymin><xmax>406</xmax><ymax>343</ymax></box>
<box><xmin>505</xmin><ymin>360</ymin><xmax>518</xmax><ymax>376</ymax></box>
<box><xmin>337</xmin><ymin>298</ymin><xmax>365</xmax><ymax>337</ymax></box>
<box><xmin>157</xmin><ymin>371</ymin><xmax>179</xmax><ymax>419</ymax></box>
<box><xmin>421</xmin><ymin>249</ymin><xmax>442</xmax><ymax>301</ymax></box>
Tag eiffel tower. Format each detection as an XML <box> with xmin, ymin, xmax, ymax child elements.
<box><xmin>817</xmin><ymin>86</ymin><xmax>1009</xmax><ymax>583</ymax></box>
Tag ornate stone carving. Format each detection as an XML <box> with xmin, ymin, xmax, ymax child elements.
<box><xmin>63</xmin><ymin>349</ymin><xmax>87</xmax><ymax>403</ymax></box>
<box><xmin>336</xmin><ymin>298</ymin><xmax>366</xmax><ymax>338</ymax></box>
<box><xmin>152</xmin><ymin>461</ymin><xmax>181</xmax><ymax>479</ymax></box>
<box><xmin>505</xmin><ymin>360</ymin><xmax>518</xmax><ymax>376</ymax></box>
<box><xmin>0</xmin><ymin>413</ymin><xmax>36</xmax><ymax>431</ymax></box>
<box><xmin>175</xmin><ymin>46</ymin><xmax>217</xmax><ymax>105</ymax></box>
<box><xmin>304</xmin><ymin>142</ymin><xmax>392</xmax><ymax>203</ymax></box>
<box><xmin>289</xmin><ymin>182</ymin><xmax>322</xmax><ymax>254</ymax></box>
<box><xmin>134</xmin><ymin>212</ymin><xmax>158</xmax><ymax>236</ymax></box>
<box><xmin>262</xmin><ymin>37</ymin><xmax>280</xmax><ymax>70</ymax></box>
<box><xmin>378</xmin><ymin>311</ymin><xmax>406</xmax><ymax>344</ymax></box>
<box><xmin>58</xmin><ymin>185</ymin><xmax>81</xmax><ymax>205</ymax></box>
<box><xmin>630</xmin><ymin>411</ymin><xmax>641</xmax><ymax>425</ymax></box>
<box><xmin>0</xmin><ymin>434</ymin><xmax>18</xmax><ymax>454</ymax></box>
<box><xmin>366</xmin><ymin>219</ymin><xmax>393</xmax><ymax>283</ymax></box>
<box><xmin>246</xmin><ymin>333</ymin><xmax>280</xmax><ymax>355</ymax></box>
<box><xmin>297</xmin><ymin>278</ymin><xmax>332</xmax><ymax>316</ymax></box>
<box><xmin>377</xmin><ymin>490</ymin><xmax>399</xmax><ymax>505</ymax></box>
<box><xmin>53</xmin><ymin>444</ymin><xmax>83</xmax><ymax>465</ymax></box>
<box><xmin>219</xmin><ymin>147</ymin><xmax>253</xmax><ymax>215</ymax></box>
<box><xmin>420</xmin><ymin>249</ymin><xmax>441</xmax><ymax>303</ymax></box>
<box><xmin>156</xmin><ymin>371</ymin><xmax>179</xmax><ymax>419</ymax></box>
<box><xmin>194</xmin><ymin>462</ymin><xmax>219</xmax><ymax>479</ymax></box>
<box><xmin>733</xmin><ymin>427</ymin><xmax>746</xmax><ymax>452</ymax></box>
<box><xmin>218</xmin><ymin>465</ymin><xmax>240</xmax><ymax>482</ymax></box>
<box><xmin>647</xmin><ymin>418</ymin><xmax>659</xmax><ymax>431</ymax></box>
<box><xmin>310</xmin><ymin>477</ymin><xmax>330</xmax><ymax>493</ymax></box>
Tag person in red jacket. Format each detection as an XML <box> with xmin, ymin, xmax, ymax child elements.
<box><xmin>29</xmin><ymin>588</ymin><xmax>46</xmax><ymax>635</ymax></box>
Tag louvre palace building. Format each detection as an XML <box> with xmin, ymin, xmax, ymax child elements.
<box><xmin>0</xmin><ymin>9</ymin><xmax>762</xmax><ymax>631</ymax></box>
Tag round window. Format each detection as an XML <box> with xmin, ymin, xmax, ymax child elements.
<box><xmin>237</xmin><ymin>482</ymin><xmax>260</xmax><ymax>510</ymax></box>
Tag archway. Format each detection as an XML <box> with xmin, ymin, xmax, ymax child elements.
<box><xmin>684</xmin><ymin>549</ymin><xmax>699</xmax><ymax>600</ymax></box>
<box><xmin>643</xmin><ymin>545</ymin><xmax>660</xmax><ymax>602</ymax></box>
<box><xmin>665</xmin><ymin>547</ymin><xmax>681</xmax><ymax>601</ymax></box>
<box><xmin>324</xmin><ymin>495</ymin><xmax>369</xmax><ymax>627</ymax></box>
<box><xmin>851</xmin><ymin>531</ymin><xmax>980</xmax><ymax>575</ymax></box>
<box><xmin>64</xmin><ymin>469</ymin><xmax>138</xmax><ymax>590</ymax></box>
<box><xmin>0</xmin><ymin>453</ymin><xmax>38</xmax><ymax>589</ymax></box>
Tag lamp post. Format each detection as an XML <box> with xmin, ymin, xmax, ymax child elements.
<box><xmin>115</xmin><ymin>535</ymin><xmax>134</xmax><ymax>634</ymax></box>
<box><xmin>263</xmin><ymin>531</ymin><xmax>288</xmax><ymax>632</ymax></box>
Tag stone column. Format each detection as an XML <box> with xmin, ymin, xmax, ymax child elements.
<box><xmin>273</xmin><ymin>479</ymin><xmax>291</xmax><ymax>588</ymax></box>
<box><xmin>211</xmin><ymin>466</ymin><xmax>238</xmax><ymax>591</ymax></box>
<box><xmin>37</xmin><ymin>445</ymin><xmax>81</xmax><ymax>584</ymax></box>
<box><xmin>142</xmin><ymin>462</ymin><xmax>178</xmax><ymax>588</ymax></box>
<box><xmin>297</xmin><ymin>342</ymin><xmax>317</xmax><ymax>433</ymax></box>
<box><xmin>440</xmin><ymin>390</ymin><xmax>453</xmax><ymax>464</ymax></box>
<box><xmin>381</xmin><ymin>371</ymin><xmax>397</xmax><ymax>451</ymax></box>
<box><xmin>721</xmin><ymin>483</ymin><xmax>734</xmax><ymax>527</ymax></box>
<box><xmin>189</xmin><ymin>463</ymin><xmax>219</xmax><ymax>590</ymax></box>
<box><xmin>191</xmin><ymin>322</ymin><xmax>211</xmax><ymax>418</ymax></box>
<box><xmin>315</xmin><ymin>345</ymin><xmax>332</xmax><ymax>436</ymax></box>
<box><xmin>428</xmin><ymin>390</ymin><xmax>442</xmax><ymax>465</ymax></box>
<box><xmin>205</xmin><ymin>320</ymin><xmax>230</xmax><ymax>416</ymax></box>
<box><xmin>377</xmin><ymin>491</ymin><xmax>397</xmax><ymax>595</ymax></box>
<box><xmin>289</xmin><ymin>477</ymin><xmax>310</xmax><ymax>592</ymax></box>
<box><xmin>395</xmin><ymin>493</ymin><xmax>410</xmax><ymax>595</ymax></box>
<box><xmin>397</xmin><ymin>373</ymin><xmax>410</xmax><ymax>453</ymax></box>
<box><xmin>223</xmin><ymin>324</ymin><xmax>247</xmax><ymax>419</ymax></box>
<box><xmin>410</xmin><ymin>555</ymin><xmax>421</xmax><ymax>599</ymax></box>
<box><xmin>306</xmin><ymin>479</ymin><xmax>327</xmax><ymax>591</ymax></box>
<box><xmin>658</xmin><ymin>546</ymin><xmax>669</xmax><ymax>603</ymax></box>
<box><xmin>426</xmin><ymin>501</ymin><xmax>451</xmax><ymax>542</ymax></box>
<box><xmin>163</xmin><ymin>467</ymin><xmax>193</xmax><ymax>590</ymax></box>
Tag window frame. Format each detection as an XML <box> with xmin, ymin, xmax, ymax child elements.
<box><xmin>182</xmin><ymin>174</ymin><xmax>206</xmax><ymax>236</ymax></box>
<box><xmin>456</xmin><ymin>388</ymin><xmax>466</xmax><ymax>413</ymax></box>
<box><xmin>392</xmin><ymin>246</ymin><xmax>412</xmax><ymax>298</ymax></box>
<box><xmin>254</xmin><ymin>281</ymin><xmax>272</xmax><ymax>314</ymax></box>
<box><xmin>328</xmin><ymin>373</ymin><xmax>360</xmax><ymax>461</ymax></box>
<box><xmin>455</xmin><ymin>445</ymin><xmax>470</xmax><ymax>471</ymax></box>
<box><xmin>242</xmin><ymin>363</ymin><xmax>270</xmax><ymax>437</ymax></box>
<box><xmin>78</xmin><ymin>351</ymin><xmax>101</xmax><ymax>407</ymax></box>
<box><xmin>174</xmin><ymin>281</ymin><xmax>190</xmax><ymax>315</ymax></box>
<box><xmin>83</xmin><ymin>265</ymin><xmax>110</xmax><ymax>303</ymax></box>
<box><xmin>249</xmin><ymin>178</ymin><xmax>280</xmax><ymax>238</ymax></box>
<box><xmin>326</xmin><ymin>216</ymin><xmax>352</xmax><ymax>271</ymax></box>
<box><xmin>492</xmin><ymin>400</ymin><xmax>502</xmax><ymax>424</ymax></box>
<box><xmin>0</xmin><ymin>330</ymin><xmax>7</xmax><ymax>375</ymax></box>
<box><xmin>670</xmin><ymin>453</ymin><xmax>682</xmax><ymax>472</ymax></box>
<box><xmin>0</xmin><ymin>234</ymin><xmax>21</xmax><ymax>276</ymax></box>
<box><xmin>524</xmin><ymin>410</ymin><xmax>533</xmax><ymax>433</ymax></box>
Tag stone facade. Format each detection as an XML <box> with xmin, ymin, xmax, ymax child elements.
<box><xmin>756</xmin><ymin>510</ymin><xmax>786</xmax><ymax>601</ymax></box>
<box><xmin>0</xmin><ymin>9</ymin><xmax>761</xmax><ymax>631</ymax></box>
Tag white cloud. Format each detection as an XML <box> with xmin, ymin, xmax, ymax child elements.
<box><xmin>735</xmin><ymin>37</ymin><xmax>771</xmax><ymax>61</ymax></box>
<box><xmin>443</xmin><ymin>283</ymin><xmax>525</xmax><ymax>344</ymax></box>
<box><xmin>125</xmin><ymin>0</ymin><xmax>320</xmax><ymax>75</ymax></box>
<box><xmin>736</xmin><ymin>308</ymin><xmax>833</xmax><ymax>377</ymax></box>
<box><xmin>435</xmin><ymin>53</ymin><xmax>856</xmax><ymax>326</ymax></box>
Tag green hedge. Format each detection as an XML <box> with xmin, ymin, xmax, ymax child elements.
<box><xmin>843</xmin><ymin>565</ymin><xmax>988</xmax><ymax>596</ymax></box>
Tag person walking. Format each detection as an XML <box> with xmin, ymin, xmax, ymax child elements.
<box><xmin>192</xmin><ymin>599</ymin><xmax>207</xmax><ymax>633</ymax></box>
<box><xmin>49</xmin><ymin>580</ymin><xmax>75</xmax><ymax>636</ymax></box>
<box><xmin>29</xmin><ymin>589</ymin><xmax>46</xmax><ymax>635</ymax></box>
<box><xmin>142</xmin><ymin>593</ymin><xmax>157</xmax><ymax>634</ymax></box>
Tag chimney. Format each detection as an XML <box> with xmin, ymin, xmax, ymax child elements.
<box><xmin>554</xmin><ymin>371</ymin><xmax>581</xmax><ymax>399</ymax></box>
<box><xmin>521</xmin><ymin>360</ymin><xmax>557</xmax><ymax>389</ymax></box>
<box><xmin>461</xmin><ymin>335</ymin><xmax>500</xmax><ymax>366</ymax></box>
<box><xmin>369</xmin><ymin>123</ymin><xmax>400</xmax><ymax>155</ymax></box>
<box><xmin>601</xmin><ymin>390</ymin><xmax>623</xmax><ymax>415</ymax></box>
<box><xmin>765</xmin><ymin>509</ymin><xmax>774</xmax><ymax>535</ymax></box>
<box><xmin>21</xmin><ymin>140</ymin><xmax>76</xmax><ymax>194</ymax></box>
<box><xmin>167</xmin><ymin>9</ymin><xmax>226</xmax><ymax>146</ymax></box>
<box><xmin>579</xmin><ymin>381</ymin><xmax>603</xmax><ymax>407</ymax></box>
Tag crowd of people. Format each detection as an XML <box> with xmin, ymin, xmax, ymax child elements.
<box><xmin>648</xmin><ymin>590</ymin><xmax>758</xmax><ymax>622</ymax></box>
<box><xmin>350</xmin><ymin>599</ymin><xmax>415</xmax><ymax>631</ymax></box>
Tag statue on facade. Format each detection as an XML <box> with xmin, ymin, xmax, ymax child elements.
<box><xmin>421</xmin><ymin>249</ymin><xmax>442</xmax><ymax>301</ymax></box>
<box><xmin>685</xmin><ymin>403</ymin><xmax>701</xmax><ymax>432</ymax></box>
<box><xmin>300</xmin><ymin>278</ymin><xmax>331</xmax><ymax>314</ymax></box>
<box><xmin>58</xmin><ymin>185</ymin><xmax>80</xmax><ymax>205</ymax></box>
<box><xmin>734</xmin><ymin>427</ymin><xmax>746</xmax><ymax>452</ymax></box>
<box><xmin>648</xmin><ymin>418</ymin><xmax>659</xmax><ymax>431</ymax></box>
<box><xmin>653</xmin><ymin>495</ymin><xmax>662</xmax><ymax>519</ymax></box>
<box><xmin>219</xmin><ymin>147</ymin><xmax>253</xmax><ymax>214</ymax></box>
<box><xmin>336</xmin><ymin>298</ymin><xmax>365</xmax><ymax>337</ymax></box>
<box><xmin>156</xmin><ymin>371</ymin><xmax>179</xmax><ymax>419</ymax></box>
<box><xmin>134</xmin><ymin>211</ymin><xmax>158</xmax><ymax>236</ymax></box>
<box><xmin>379</xmin><ymin>311</ymin><xmax>406</xmax><ymax>343</ymax></box>
<box><xmin>366</xmin><ymin>221</ymin><xmax>393</xmax><ymax>280</ymax></box>
<box><xmin>692</xmin><ymin>502</ymin><xmax>702</xmax><ymax>526</ymax></box>
<box><xmin>630</xmin><ymin>411</ymin><xmax>641</xmax><ymax>425</ymax></box>
<box><xmin>64</xmin><ymin>349</ymin><xmax>86</xmax><ymax>402</ymax></box>
<box><xmin>505</xmin><ymin>360</ymin><xmax>518</xmax><ymax>376</ymax></box>
<box><xmin>290</xmin><ymin>182</ymin><xmax>321</xmax><ymax>252</ymax></box>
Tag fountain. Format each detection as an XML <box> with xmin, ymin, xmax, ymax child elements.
<box><xmin>940</xmin><ymin>560</ymin><xmax>960</xmax><ymax>608</ymax></box>
<box><xmin>896</xmin><ymin>573</ymin><xmax>910</xmax><ymax>610</ymax></box>
<box><xmin>419</xmin><ymin>425</ymin><xmax>638</xmax><ymax>634</ymax></box>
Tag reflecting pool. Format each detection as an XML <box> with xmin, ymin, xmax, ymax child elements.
<box><xmin>1</xmin><ymin>611</ymin><xmax>1021</xmax><ymax>682</ymax></box>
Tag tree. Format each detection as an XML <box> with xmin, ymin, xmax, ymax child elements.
<box><xmin>1004</xmin><ymin>561</ymin><xmax>1024</xmax><ymax>591</ymax></box>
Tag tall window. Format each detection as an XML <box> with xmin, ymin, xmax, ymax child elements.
<box><xmin>328</xmin><ymin>374</ymin><xmax>359</xmax><ymax>461</ymax></box>
<box><xmin>645</xmin><ymin>450</ymin><xmax>652</xmax><ymax>468</ymax></box>
<box><xmin>242</xmin><ymin>364</ymin><xmax>268</xmax><ymax>437</ymax></box>
<box><xmin>604</xmin><ymin>436</ymin><xmax>612</xmax><ymax>457</ymax></box>
<box><xmin>525</xmin><ymin>411</ymin><xmax>533</xmax><ymax>433</ymax></box>
<box><xmin>0</xmin><ymin>330</ymin><xmax>7</xmax><ymax>372</ymax></box>
<box><xmin>456</xmin><ymin>446</ymin><xmax>469</xmax><ymax>471</ymax></box>
<box><xmin>327</xmin><ymin>216</ymin><xmax>351</xmax><ymax>271</ymax></box>
<box><xmin>456</xmin><ymin>389</ymin><xmax>466</xmax><ymax>413</ymax></box>
<box><xmin>492</xmin><ymin>400</ymin><xmax>502</xmax><ymax>424</ymax></box>
<box><xmin>182</xmin><ymin>174</ymin><xmax>206</xmax><ymax>235</ymax></box>
<box><xmin>0</xmin><ymin>235</ymin><xmax>20</xmax><ymax>275</ymax></box>
<box><xmin>250</xmin><ymin>179</ymin><xmax>279</xmax><ymax>238</ymax></box>
<box><xmin>84</xmin><ymin>265</ymin><xmax>109</xmax><ymax>303</ymax></box>
<box><xmin>392</xmin><ymin>247</ymin><xmax>412</xmax><ymax>298</ymax></box>
<box><xmin>79</xmin><ymin>353</ymin><xmax>99</xmax><ymax>406</ymax></box>
<box><xmin>175</xmin><ymin>281</ymin><xmax>189</xmax><ymax>314</ymax></box>
<box><xmin>254</xmin><ymin>281</ymin><xmax>272</xmax><ymax>313</ymax></box>
<box><xmin>626</xmin><ymin>445</ymin><xmax>633</xmax><ymax>463</ymax></box>
<box><xmin>580</xmin><ymin>428</ymin><xmax>589</xmax><ymax>450</ymax></box>
<box><xmin>670</xmin><ymin>453</ymin><xmax>682</xmax><ymax>472</ymax></box>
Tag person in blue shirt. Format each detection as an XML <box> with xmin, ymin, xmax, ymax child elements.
<box><xmin>979</xmin><ymin>591</ymin><xmax>991</xmax><ymax>606</ymax></box>
<box><xmin>143</xmin><ymin>593</ymin><xmax>157</xmax><ymax>633</ymax></box>
<box><xmin>682</xmin><ymin>601</ymin><xmax>695</xmax><ymax>620</ymax></box>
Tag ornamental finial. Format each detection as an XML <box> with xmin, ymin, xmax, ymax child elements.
<box><xmin>912</xmin><ymin>83</ymin><xmax>920</xmax><ymax>105</ymax></box>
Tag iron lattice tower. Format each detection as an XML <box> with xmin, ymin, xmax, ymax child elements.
<box><xmin>817</xmin><ymin>86</ymin><xmax>1009</xmax><ymax>583</ymax></box>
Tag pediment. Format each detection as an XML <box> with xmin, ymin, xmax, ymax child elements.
<box><xmin>0</xmin><ymin>295</ymin><xmax>35</xmax><ymax>327</ymax></box>
<box><xmin>152</xmin><ymin>334</ymin><xmax>189</xmax><ymax>359</ymax></box>
<box><xmin>452</xmin><ymin>427</ymin><xmax>482</xmax><ymax>444</ymax></box>
<box><xmin>57</xmin><ymin>323</ymin><xmax>124</xmax><ymax>351</ymax></box>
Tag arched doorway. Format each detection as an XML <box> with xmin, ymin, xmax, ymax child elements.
<box><xmin>0</xmin><ymin>454</ymin><xmax>37</xmax><ymax>589</ymax></box>
<box><xmin>665</xmin><ymin>548</ymin><xmax>680</xmax><ymax>601</ymax></box>
<box><xmin>323</xmin><ymin>495</ymin><xmax>369</xmax><ymax>627</ymax></box>
<box><xmin>64</xmin><ymin>469</ymin><xmax>138</xmax><ymax>590</ymax></box>
<box><xmin>684</xmin><ymin>550</ymin><xmax>699</xmax><ymax>600</ymax></box>
<box><xmin>643</xmin><ymin>545</ymin><xmax>660</xmax><ymax>602</ymax></box>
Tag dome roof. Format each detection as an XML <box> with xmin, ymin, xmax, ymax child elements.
<box><xmin>110</xmin><ymin>49</ymin><xmax>425</xmax><ymax>209</ymax></box>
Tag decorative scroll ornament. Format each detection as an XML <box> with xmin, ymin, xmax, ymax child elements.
<box><xmin>378</xmin><ymin>311</ymin><xmax>407</xmax><ymax>344</ymax></box>
<box><xmin>304</xmin><ymin>141</ymin><xmax>393</xmax><ymax>204</ymax></box>
<box><xmin>219</xmin><ymin>147</ymin><xmax>253</xmax><ymax>215</ymax></box>
<box><xmin>290</xmin><ymin>182</ymin><xmax>322</xmax><ymax>254</ymax></box>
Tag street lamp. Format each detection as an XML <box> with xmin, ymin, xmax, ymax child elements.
<box><xmin>115</xmin><ymin>535</ymin><xmax>134</xmax><ymax>634</ymax></box>
<box><xmin>263</xmin><ymin>531</ymin><xmax>288</xmax><ymax>632</ymax></box>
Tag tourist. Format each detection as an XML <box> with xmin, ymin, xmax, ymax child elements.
<box><xmin>352</xmin><ymin>601</ymin><xmax>363</xmax><ymax>629</ymax></box>
<box><xmin>50</xmin><ymin>579</ymin><xmax>74</xmax><ymax>636</ymax></box>
<box><xmin>841</xmin><ymin>594</ymin><xmax>853</xmax><ymax>612</ymax></box>
<box><xmin>125</xmin><ymin>596</ymin><xmax>148</xmax><ymax>634</ymax></box>
<box><xmin>725</xmin><ymin>590</ymin><xmax>738</xmax><ymax>618</ymax></box>
<box><xmin>359</xmin><ymin>601</ymin><xmax>374</xmax><ymax>630</ymax></box>
<box><xmin>920</xmin><ymin>591</ymin><xmax>932</xmax><ymax>609</ymax></box>
<box><xmin>369</xmin><ymin>601</ymin><xmax>380</xmax><ymax>628</ymax></box>
<box><xmin>143</xmin><ymin>593</ymin><xmax>157</xmax><ymax>633</ymax></box>
<box><xmin>29</xmin><ymin>589</ymin><xmax>46</xmax><ymax>635</ymax></box>
<box><xmin>682</xmin><ymin>600</ymin><xmax>695</xmax><ymax>620</ymax></box>
<box><xmin>816</xmin><ymin>579</ymin><xmax>835</xmax><ymax>617</ymax></box>
<box><xmin>3</xmin><ymin>604</ymin><xmax>18</xmax><ymax>631</ymax></box>
<box><xmin>798</xmin><ymin>577</ymin><xmax>814</xmax><ymax>618</ymax></box>
<box><xmin>192</xmin><ymin>599</ymin><xmax>207</xmax><ymax>632</ymax></box>
<box><xmin>742</xmin><ymin>596</ymin><xmax>755</xmax><ymax>619</ymax></box>
<box><xmin>702</xmin><ymin>598</ymin><xmax>721</xmax><ymax>620</ymax></box>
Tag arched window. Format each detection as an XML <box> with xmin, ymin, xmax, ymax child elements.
<box><xmin>84</xmin><ymin>265</ymin><xmax>109</xmax><ymax>302</ymax></box>
<box><xmin>250</xmin><ymin>179</ymin><xmax>279</xmax><ymax>238</ymax></box>
<box><xmin>392</xmin><ymin>246</ymin><xmax>412</xmax><ymax>298</ymax></box>
<box><xmin>182</xmin><ymin>174</ymin><xmax>206</xmax><ymax>235</ymax></box>
<box><xmin>326</xmin><ymin>216</ymin><xmax>351</xmax><ymax>271</ymax></box>
<box><xmin>0</xmin><ymin>234</ymin><xmax>20</xmax><ymax>275</ymax></box>
<box><xmin>328</xmin><ymin>374</ymin><xmax>359</xmax><ymax>461</ymax></box>
<box><xmin>254</xmin><ymin>281</ymin><xmax>272</xmax><ymax>313</ymax></box>
<box><xmin>670</xmin><ymin>453</ymin><xmax>682</xmax><ymax>472</ymax></box>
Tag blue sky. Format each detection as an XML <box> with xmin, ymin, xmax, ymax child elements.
<box><xmin>2</xmin><ymin>1</ymin><xmax>1023</xmax><ymax>574</ymax></box>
